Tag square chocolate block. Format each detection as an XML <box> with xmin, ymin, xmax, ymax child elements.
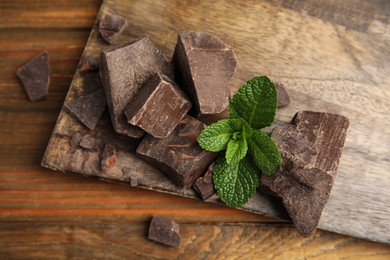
<box><xmin>172</xmin><ymin>31</ymin><xmax>237</xmax><ymax>117</ymax></box>
<box><xmin>99</xmin><ymin>36</ymin><xmax>173</xmax><ymax>138</ymax></box>
<box><xmin>124</xmin><ymin>72</ymin><xmax>191</xmax><ymax>138</ymax></box>
<box><xmin>136</xmin><ymin>115</ymin><xmax>217</xmax><ymax>188</ymax></box>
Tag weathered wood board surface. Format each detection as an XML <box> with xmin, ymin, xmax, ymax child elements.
<box><xmin>42</xmin><ymin>0</ymin><xmax>390</xmax><ymax>243</ymax></box>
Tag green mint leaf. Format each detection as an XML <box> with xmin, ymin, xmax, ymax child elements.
<box><xmin>226</xmin><ymin>135</ymin><xmax>248</xmax><ymax>164</ymax></box>
<box><xmin>230</xmin><ymin>76</ymin><xmax>277</xmax><ymax>129</ymax></box>
<box><xmin>247</xmin><ymin>129</ymin><xmax>282</xmax><ymax>175</ymax></box>
<box><xmin>213</xmin><ymin>153</ymin><xmax>260</xmax><ymax>208</ymax></box>
<box><xmin>197</xmin><ymin>118</ymin><xmax>244</xmax><ymax>152</ymax></box>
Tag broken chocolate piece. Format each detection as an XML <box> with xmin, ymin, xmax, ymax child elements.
<box><xmin>136</xmin><ymin>115</ymin><xmax>218</xmax><ymax>188</ymax></box>
<box><xmin>79</xmin><ymin>135</ymin><xmax>97</xmax><ymax>151</ymax></box>
<box><xmin>172</xmin><ymin>31</ymin><xmax>237</xmax><ymax>116</ymax></box>
<box><xmin>275</xmin><ymin>82</ymin><xmax>291</xmax><ymax>107</ymax></box>
<box><xmin>261</xmin><ymin>111</ymin><xmax>349</xmax><ymax>237</ymax></box>
<box><xmin>64</xmin><ymin>89</ymin><xmax>107</xmax><ymax>130</ymax></box>
<box><xmin>79</xmin><ymin>55</ymin><xmax>99</xmax><ymax>72</ymax></box>
<box><xmin>148</xmin><ymin>215</ymin><xmax>182</xmax><ymax>248</ymax></box>
<box><xmin>16</xmin><ymin>51</ymin><xmax>50</xmax><ymax>102</ymax></box>
<box><xmin>100</xmin><ymin>36</ymin><xmax>173</xmax><ymax>138</ymax></box>
<box><xmin>193</xmin><ymin>162</ymin><xmax>216</xmax><ymax>200</ymax></box>
<box><xmin>70</xmin><ymin>132</ymin><xmax>83</xmax><ymax>148</ymax></box>
<box><xmin>99</xmin><ymin>14</ymin><xmax>127</xmax><ymax>44</ymax></box>
<box><xmin>124</xmin><ymin>72</ymin><xmax>191</xmax><ymax>138</ymax></box>
<box><xmin>101</xmin><ymin>143</ymin><xmax>116</xmax><ymax>171</ymax></box>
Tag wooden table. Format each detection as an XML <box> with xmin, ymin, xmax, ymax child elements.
<box><xmin>1</xmin><ymin>1</ymin><xmax>389</xmax><ymax>258</ymax></box>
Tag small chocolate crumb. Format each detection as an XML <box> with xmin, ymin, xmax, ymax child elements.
<box><xmin>101</xmin><ymin>143</ymin><xmax>116</xmax><ymax>171</ymax></box>
<box><xmin>16</xmin><ymin>51</ymin><xmax>50</xmax><ymax>102</ymax></box>
<box><xmin>275</xmin><ymin>82</ymin><xmax>291</xmax><ymax>107</ymax></box>
<box><xmin>79</xmin><ymin>55</ymin><xmax>99</xmax><ymax>72</ymax></box>
<box><xmin>79</xmin><ymin>135</ymin><xmax>97</xmax><ymax>151</ymax></box>
<box><xmin>129</xmin><ymin>176</ymin><xmax>138</xmax><ymax>187</ymax></box>
<box><xmin>70</xmin><ymin>132</ymin><xmax>83</xmax><ymax>148</ymax></box>
<box><xmin>193</xmin><ymin>162</ymin><xmax>216</xmax><ymax>200</ymax></box>
<box><xmin>148</xmin><ymin>215</ymin><xmax>182</xmax><ymax>248</ymax></box>
<box><xmin>99</xmin><ymin>14</ymin><xmax>127</xmax><ymax>44</ymax></box>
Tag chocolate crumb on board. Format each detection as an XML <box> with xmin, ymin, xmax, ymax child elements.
<box><xmin>79</xmin><ymin>55</ymin><xmax>99</xmax><ymax>72</ymax></box>
<box><xmin>70</xmin><ymin>132</ymin><xmax>83</xmax><ymax>148</ymax></box>
<box><xmin>64</xmin><ymin>89</ymin><xmax>107</xmax><ymax>130</ymax></box>
<box><xmin>275</xmin><ymin>82</ymin><xmax>291</xmax><ymax>107</ymax></box>
<box><xmin>99</xmin><ymin>14</ymin><xmax>127</xmax><ymax>44</ymax></box>
<box><xmin>100</xmin><ymin>143</ymin><xmax>116</xmax><ymax>171</ymax></box>
<box><xmin>79</xmin><ymin>135</ymin><xmax>98</xmax><ymax>151</ymax></box>
<box><xmin>124</xmin><ymin>72</ymin><xmax>191</xmax><ymax>138</ymax></box>
<box><xmin>261</xmin><ymin>111</ymin><xmax>349</xmax><ymax>237</ymax></box>
<box><xmin>148</xmin><ymin>215</ymin><xmax>182</xmax><ymax>248</ymax></box>
<box><xmin>16</xmin><ymin>51</ymin><xmax>50</xmax><ymax>102</ymax></box>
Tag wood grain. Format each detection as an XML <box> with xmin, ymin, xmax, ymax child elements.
<box><xmin>1</xmin><ymin>0</ymin><xmax>390</xmax><ymax>258</ymax></box>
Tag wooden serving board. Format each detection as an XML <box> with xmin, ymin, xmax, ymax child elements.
<box><xmin>42</xmin><ymin>0</ymin><xmax>390</xmax><ymax>243</ymax></box>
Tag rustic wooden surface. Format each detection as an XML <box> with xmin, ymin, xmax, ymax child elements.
<box><xmin>1</xmin><ymin>0</ymin><xmax>390</xmax><ymax>259</ymax></box>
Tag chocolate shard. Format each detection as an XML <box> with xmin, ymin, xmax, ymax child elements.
<box><xmin>79</xmin><ymin>55</ymin><xmax>99</xmax><ymax>72</ymax></box>
<box><xmin>148</xmin><ymin>215</ymin><xmax>182</xmax><ymax>248</ymax></box>
<box><xmin>64</xmin><ymin>89</ymin><xmax>107</xmax><ymax>130</ymax></box>
<box><xmin>124</xmin><ymin>72</ymin><xmax>191</xmax><ymax>138</ymax></box>
<box><xmin>70</xmin><ymin>132</ymin><xmax>83</xmax><ymax>148</ymax></box>
<box><xmin>100</xmin><ymin>36</ymin><xmax>173</xmax><ymax>138</ymax></box>
<box><xmin>275</xmin><ymin>82</ymin><xmax>291</xmax><ymax>107</ymax></box>
<box><xmin>100</xmin><ymin>143</ymin><xmax>116</xmax><ymax>171</ymax></box>
<box><xmin>79</xmin><ymin>135</ymin><xmax>98</xmax><ymax>151</ymax></box>
<box><xmin>99</xmin><ymin>14</ymin><xmax>127</xmax><ymax>44</ymax></box>
<box><xmin>136</xmin><ymin>115</ymin><xmax>218</xmax><ymax>188</ymax></box>
<box><xmin>172</xmin><ymin>31</ymin><xmax>237</xmax><ymax>116</ymax></box>
<box><xmin>16</xmin><ymin>51</ymin><xmax>50</xmax><ymax>102</ymax></box>
<box><xmin>261</xmin><ymin>111</ymin><xmax>349</xmax><ymax>237</ymax></box>
<box><xmin>193</xmin><ymin>162</ymin><xmax>216</xmax><ymax>200</ymax></box>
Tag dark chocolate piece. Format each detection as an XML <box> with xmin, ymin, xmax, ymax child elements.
<box><xmin>193</xmin><ymin>162</ymin><xmax>216</xmax><ymax>200</ymax></box>
<box><xmin>79</xmin><ymin>135</ymin><xmax>97</xmax><ymax>151</ymax></box>
<box><xmin>100</xmin><ymin>143</ymin><xmax>116</xmax><ymax>171</ymax></box>
<box><xmin>137</xmin><ymin>115</ymin><xmax>218</xmax><ymax>188</ymax></box>
<box><xmin>64</xmin><ymin>89</ymin><xmax>107</xmax><ymax>130</ymax></box>
<box><xmin>70</xmin><ymin>132</ymin><xmax>83</xmax><ymax>148</ymax></box>
<box><xmin>16</xmin><ymin>51</ymin><xmax>50</xmax><ymax>102</ymax></box>
<box><xmin>100</xmin><ymin>36</ymin><xmax>173</xmax><ymax>138</ymax></box>
<box><xmin>124</xmin><ymin>72</ymin><xmax>191</xmax><ymax>138</ymax></box>
<box><xmin>99</xmin><ymin>14</ymin><xmax>127</xmax><ymax>44</ymax></box>
<box><xmin>261</xmin><ymin>111</ymin><xmax>349</xmax><ymax>237</ymax></box>
<box><xmin>172</xmin><ymin>31</ymin><xmax>237</xmax><ymax>116</ymax></box>
<box><xmin>79</xmin><ymin>55</ymin><xmax>99</xmax><ymax>72</ymax></box>
<box><xmin>148</xmin><ymin>215</ymin><xmax>182</xmax><ymax>248</ymax></box>
<box><xmin>275</xmin><ymin>82</ymin><xmax>291</xmax><ymax>107</ymax></box>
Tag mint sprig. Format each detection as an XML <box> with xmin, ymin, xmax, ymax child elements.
<box><xmin>197</xmin><ymin>76</ymin><xmax>282</xmax><ymax>208</ymax></box>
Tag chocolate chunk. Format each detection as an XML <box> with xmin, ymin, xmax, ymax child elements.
<box><xmin>261</xmin><ymin>111</ymin><xmax>349</xmax><ymax>237</ymax></box>
<box><xmin>79</xmin><ymin>135</ymin><xmax>97</xmax><ymax>151</ymax></box>
<box><xmin>79</xmin><ymin>55</ymin><xmax>99</xmax><ymax>72</ymax></box>
<box><xmin>16</xmin><ymin>51</ymin><xmax>50</xmax><ymax>102</ymax></box>
<box><xmin>172</xmin><ymin>31</ymin><xmax>237</xmax><ymax>116</ymax></box>
<box><xmin>70</xmin><ymin>132</ymin><xmax>83</xmax><ymax>148</ymax></box>
<box><xmin>101</xmin><ymin>143</ymin><xmax>116</xmax><ymax>171</ymax></box>
<box><xmin>99</xmin><ymin>14</ymin><xmax>127</xmax><ymax>44</ymax></box>
<box><xmin>148</xmin><ymin>215</ymin><xmax>182</xmax><ymax>248</ymax></box>
<box><xmin>124</xmin><ymin>72</ymin><xmax>191</xmax><ymax>138</ymax></box>
<box><xmin>100</xmin><ymin>36</ymin><xmax>173</xmax><ymax>138</ymax></box>
<box><xmin>193</xmin><ymin>162</ymin><xmax>216</xmax><ymax>200</ymax></box>
<box><xmin>136</xmin><ymin>115</ymin><xmax>218</xmax><ymax>188</ymax></box>
<box><xmin>275</xmin><ymin>82</ymin><xmax>291</xmax><ymax>107</ymax></box>
<box><xmin>64</xmin><ymin>89</ymin><xmax>107</xmax><ymax>130</ymax></box>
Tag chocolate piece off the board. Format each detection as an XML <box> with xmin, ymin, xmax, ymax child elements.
<box><xmin>16</xmin><ymin>51</ymin><xmax>50</xmax><ymax>102</ymax></box>
<box><xmin>99</xmin><ymin>36</ymin><xmax>173</xmax><ymax>138</ymax></box>
<box><xmin>172</xmin><ymin>31</ymin><xmax>237</xmax><ymax>116</ymax></box>
<box><xmin>261</xmin><ymin>111</ymin><xmax>349</xmax><ymax>237</ymax></box>
<box><xmin>137</xmin><ymin>115</ymin><xmax>218</xmax><ymax>188</ymax></box>
<box><xmin>148</xmin><ymin>215</ymin><xmax>182</xmax><ymax>248</ymax></box>
<box><xmin>124</xmin><ymin>72</ymin><xmax>191</xmax><ymax>138</ymax></box>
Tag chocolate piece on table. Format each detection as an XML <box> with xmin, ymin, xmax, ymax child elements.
<box><xmin>100</xmin><ymin>143</ymin><xmax>116</xmax><ymax>171</ymax></box>
<box><xmin>148</xmin><ymin>215</ymin><xmax>182</xmax><ymax>248</ymax></box>
<box><xmin>193</xmin><ymin>162</ymin><xmax>216</xmax><ymax>200</ymax></box>
<box><xmin>79</xmin><ymin>55</ymin><xmax>99</xmax><ymax>72</ymax></box>
<box><xmin>124</xmin><ymin>72</ymin><xmax>191</xmax><ymax>138</ymax></box>
<box><xmin>99</xmin><ymin>14</ymin><xmax>127</xmax><ymax>44</ymax></box>
<box><xmin>172</xmin><ymin>31</ymin><xmax>237</xmax><ymax>117</ymax></box>
<box><xmin>275</xmin><ymin>82</ymin><xmax>291</xmax><ymax>107</ymax></box>
<box><xmin>261</xmin><ymin>111</ymin><xmax>349</xmax><ymax>237</ymax></box>
<box><xmin>137</xmin><ymin>115</ymin><xmax>218</xmax><ymax>188</ymax></box>
<box><xmin>100</xmin><ymin>36</ymin><xmax>173</xmax><ymax>138</ymax></box>
<box><xmin>64</xmin><ymin>89</ymin><xmax>107</xmax><ymax>130</ymax></box>
<box><xmin>16</xmin><ymin>51</ymin><xmax>50</xmax><ymax>102</ymax></box>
